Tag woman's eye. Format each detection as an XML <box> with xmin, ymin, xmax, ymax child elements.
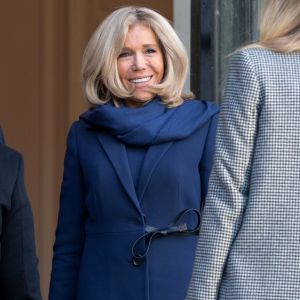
<box><xmin>145</xmin><ymin>48</ymin><xmax>156</xmax><ymax>54</ymax></box>
<box><xmin>118</xmin><ymin>52</ymin><xmax>131</xmax><ymax>58</ymax></box>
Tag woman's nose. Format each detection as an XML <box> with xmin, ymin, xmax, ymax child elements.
<box><xmin>132</xmin><ymin>53</ymin><xmax>146</xmax><ymax>70</ymax></box>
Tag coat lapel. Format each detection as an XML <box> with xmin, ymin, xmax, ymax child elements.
<box><xmin>95</xmin><ymin>129</ymin><xmax>173</xmax><ymax>211</ymax></box>
<box><xmin>96</xmin><ymin>131</ymin><xmax>142</xmax><ymax>215</ymax></box>
<box><xmin>137</xmin><ymin>142</ymin><xmax>173</xmax><ymax>202</ymax></box>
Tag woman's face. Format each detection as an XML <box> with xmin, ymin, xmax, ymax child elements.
<box><xmin>117</xmin><ymin>23</ymin><xmax>164</xmax><ymax>107</ymax></box>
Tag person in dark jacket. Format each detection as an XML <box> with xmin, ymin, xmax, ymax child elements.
<box><xmin>49</xmin><ymin>6</ymin><xmax>218</xmax><ymax>300</ymax></box>
<box><xmin>0</xmin><ymin>130</ymin><xmax>41</xmax><ymax>300</ymax></box>
<box><xmin>0</xmin><ymin>127</ymin><xmax>4</xmax><ymax>144</ymax></box>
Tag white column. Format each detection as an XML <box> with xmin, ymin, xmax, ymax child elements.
<box><xmin>173</xmin><ymin>0</ymin><xmax>191</xmax><ymax>93</ymax></box>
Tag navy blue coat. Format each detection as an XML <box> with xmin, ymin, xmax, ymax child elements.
<box><xmin>0</xmin><ymin>143</ymin><xmax>41</xmax><ymax>300</ymax></box>
<box><xmin>50</xmin><ymin>99</ymin><xmax>218</xmax><ymax>300</ymax></box>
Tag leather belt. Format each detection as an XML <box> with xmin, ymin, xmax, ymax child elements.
<box><xmin>131</xmin><ymin>208</ymin><xmax>201</xmax><ymax>267</ymax></box>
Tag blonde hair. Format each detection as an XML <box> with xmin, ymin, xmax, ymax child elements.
<box><xmin>81</xmin><ymin>6</ymin><xmax>193</xmax><ymax>107</ymax></box>
<box><xmin>256</xmin><ymin>0</ymin><xmax>300</xmax><ymax>52</ymax></box>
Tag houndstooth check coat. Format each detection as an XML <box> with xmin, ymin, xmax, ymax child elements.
<box><xmin>186</xmin><ymin>47</ymin><xmax>300</xmax><ymax>300</ymax></box>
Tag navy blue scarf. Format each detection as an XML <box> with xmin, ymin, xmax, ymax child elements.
<box><xmin>80</xmin><ymin>97</ymin><xmax>218</xmax><ymax>146</ymax></box>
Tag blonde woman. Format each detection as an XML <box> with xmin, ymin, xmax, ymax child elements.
<box><xmin>49</xmin><ymin>6</ymin><xmax>218</xmax><ymax>300</ymax></box>
<box><xmin>187</xmin><ymin>0</ymin><xmax>300</xmax><ymax>299</ymax></box>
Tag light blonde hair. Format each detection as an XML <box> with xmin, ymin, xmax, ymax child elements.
<box><xmin>255</xmin><ymin>0</ymin><xmax>300</xmax><ymax>52</ymax></box>
<box><xmin>81</xmin><ymin>6</ymin><xmax>193</xmax><ymax>107</ymax></box>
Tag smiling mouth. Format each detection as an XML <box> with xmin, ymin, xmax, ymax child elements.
<box><xmin>129</xmin><ymin>76</ymin><xmax>152</xmax><ymax>84</ymax></box>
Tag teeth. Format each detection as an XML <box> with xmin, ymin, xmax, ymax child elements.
<box><xmin>130</xmin><ymin>76</ymin><xmax>151</xmax><ymax>83</ymax></box>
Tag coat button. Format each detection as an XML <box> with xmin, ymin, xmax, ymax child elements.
<box><xmin>132</xmin><ymin>255</ymin><xmax>143</xmax><ymax>267</ymax></box>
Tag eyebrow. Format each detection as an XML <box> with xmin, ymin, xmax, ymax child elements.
<box><xmin>142</xmin><ymin>44</ymin><xmax>159</xmax><ymax>48</ymax></box>
<box><xmin>121</xmin><ymin>44</ymin><xmax>159</xmax><ymax>50</ymax></box>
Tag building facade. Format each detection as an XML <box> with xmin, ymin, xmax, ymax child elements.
<box><xmin>0</xmin><ymin>1</ymin><xmax>260</xmax><ymax>297</ymax></box>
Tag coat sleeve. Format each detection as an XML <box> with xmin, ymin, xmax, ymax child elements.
<box><xmin>199</xmin><ymin>112</ymin><xmax>219</xmax><ymax>204</ymax></box>
<box><xmin>0</xmin><ymin>154</ymin><xmax>41</xmax><ymax>300</ymax></box>
<box><xmin>49</xmin><ymin>122</ymin><xmax>87</xmax><ymax>299</ymax></box>
<box><xmin>186</xmin><ymin>50</ymin><xmax>261</xmax><ymax>299</ymax></box>
<box><xmin>0</xmin><ymin>127</ymin><xmax>4</xmax><ymax>144</ymax></box>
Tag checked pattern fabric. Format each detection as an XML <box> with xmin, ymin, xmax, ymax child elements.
<box><xmin>186</xmin><ymin>48</ymin><xmax>300</xmax><ymax>300</ymax></box>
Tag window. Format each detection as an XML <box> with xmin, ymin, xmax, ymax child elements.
<box><xmin>174</xmin><ymin>0</ymin><xmax>261</xmax><ymax>103</ymax></box>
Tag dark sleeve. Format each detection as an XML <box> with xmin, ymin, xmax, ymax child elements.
<box><xmin>0</xmin><ymin>127</ymin><xmax>4</xmax><ymax>144</ymax></box>
<box><xmin>199</xmin><ymin>112</ymin><xmax>219</xmax><ymax>204</ymax></box>
<box><xmin>49</xmin><ymin>122</ymin><xmax>87</xmax><ymax>300</ymax></box>
<box><xmin>0</xmin><ymin>155</ymin><xmax>41</xmax><ymax>300</ymax></box>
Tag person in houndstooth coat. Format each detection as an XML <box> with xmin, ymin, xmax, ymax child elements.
<box><xmin>186</xmin><ymin>0</ymin><xmax>300</xmax><ymax>299</ymax></box>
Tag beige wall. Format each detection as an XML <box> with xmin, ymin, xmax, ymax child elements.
<box><xmin>0</xmin><ymin>1</ymin><xmax>172</xmax><ymax>298</ymax></box>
